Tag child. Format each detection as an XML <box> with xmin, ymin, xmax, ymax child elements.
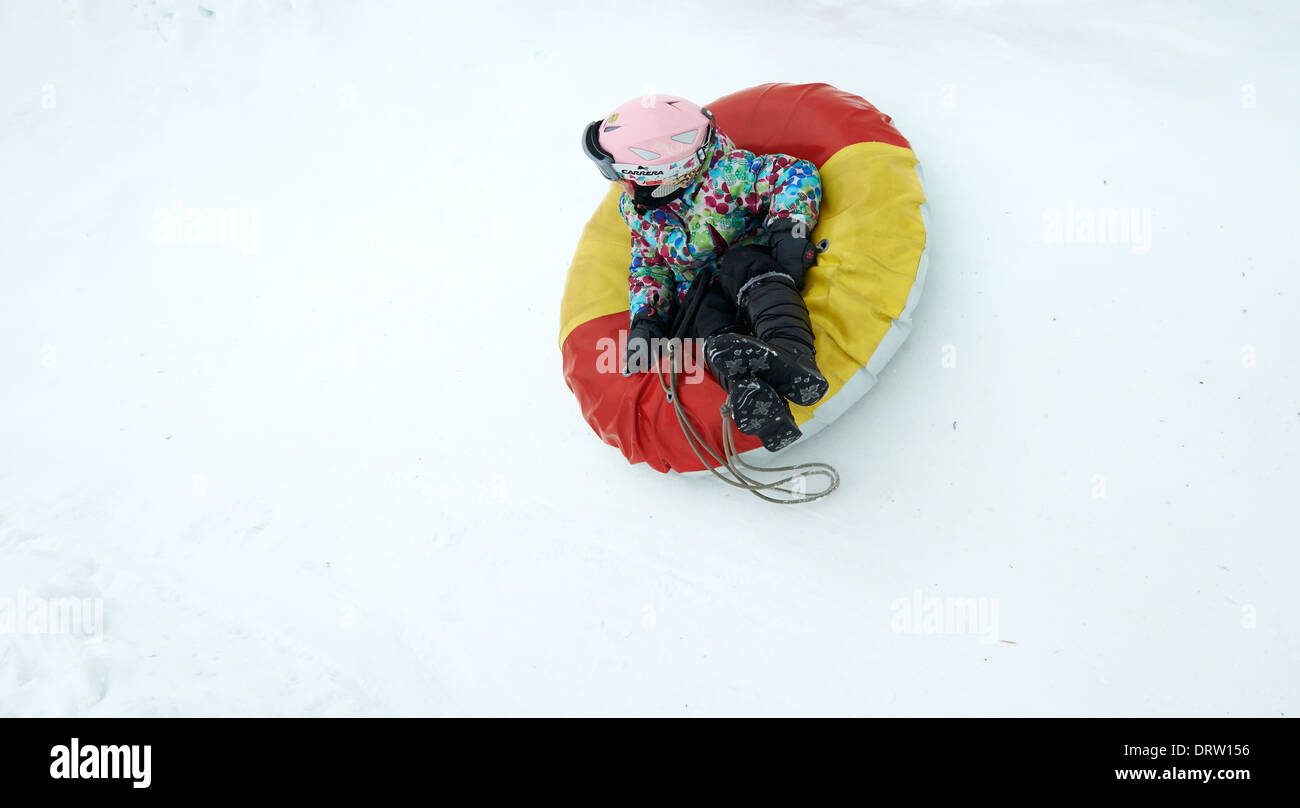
<box><xmin>582</xmin><ymin>93</ymin><xmax>829</xmax><ymax>452</ymax></box>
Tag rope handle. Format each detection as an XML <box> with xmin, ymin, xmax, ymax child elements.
<box><xmin>652</xmin><ymin>341</ymin><xmax>839</xmax><ymax>504</ymax></box>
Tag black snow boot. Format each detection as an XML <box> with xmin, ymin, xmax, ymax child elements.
<box><xmin>703</xmin><ymin>334</ymin><xmax>801</xmax><ymax>452</ymax></box>
<box><xmin>737</xmin><ymin>273</ymin><xmax>829</xmax><ymax>407</ymax></box>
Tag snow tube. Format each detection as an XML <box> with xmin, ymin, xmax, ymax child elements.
<box><xmin>560</xmin><ymin>82</ymin><xmax>929</xmax><ymax>473</ymax></box>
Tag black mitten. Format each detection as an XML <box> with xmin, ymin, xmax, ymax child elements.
<box><xmin>767</xmin><ymin>218</ymin><xmax>818</xmax><ymax>289</ymax></box>
<box><xmin>624</xmin><ymin>315</ymin><xmax>667</xmax><ymax>375</ymax></box>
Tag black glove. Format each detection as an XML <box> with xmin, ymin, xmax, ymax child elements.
<box><xmin>768</xmin><ymin>218</ymin><xmax>819</xmax><ymax>289</ymax></box>
<box><xmin>624</xmin><ymin>315</ymin><xmax>667</xmax><ymax>375</ymax></box>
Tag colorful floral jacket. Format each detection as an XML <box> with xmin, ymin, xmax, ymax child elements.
<box><xmin>619</xmin><ymin>130</ymin><xmax>822</xmax><ymax>330</ymax></box>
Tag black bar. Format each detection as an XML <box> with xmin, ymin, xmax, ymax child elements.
<box><xmin>0</xmin><ymin>718</ymin><xmax>1289</xmax><ymax>796</ymax></box>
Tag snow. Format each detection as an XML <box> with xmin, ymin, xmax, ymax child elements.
<box><xmin>1</xmin><ymin>0</ymin><xmax>1297</xmax><ymax>716</ymax></box>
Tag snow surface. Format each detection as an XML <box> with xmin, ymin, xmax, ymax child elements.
<box><xmin>1</xmin><ymin>0</ymin><xmax>1297</xmax><ymax>716</ymax></box>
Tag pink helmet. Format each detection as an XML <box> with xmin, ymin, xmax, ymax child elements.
<box><xmin>583</xmin><ymin>94</ymin><xmax>717</xmax><ymax>192</ymax></box>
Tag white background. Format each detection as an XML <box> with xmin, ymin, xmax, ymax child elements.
<box><xmin>1</xmin><ymin>0</ymin><xmax>1296</xmax><ymax>716</ymax></box>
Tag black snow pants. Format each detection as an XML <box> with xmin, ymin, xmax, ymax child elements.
<box><xmin>669</xmin><ymin>244</ymin><xmax>792</xmax><ymax>342</ymax></box>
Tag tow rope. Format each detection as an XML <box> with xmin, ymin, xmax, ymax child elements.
<box><xmin>653</xmin><ymin>340</ymin><xmax>839</xmax><ymax>504</ymax></box>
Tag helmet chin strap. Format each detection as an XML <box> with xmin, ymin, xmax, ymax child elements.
<box><xmin>651</xmin><ymin>179</ymin><xmax>685</xmax><ymax>198</ymax></box>
<box><xmin>632</xmin><ymin>180</ymin><xmax>686</xmax><ymax>209</ymax></box>
<box><xmin>633</xmin><ymin>163</ymin><xmax>706</xmax><ymax>208</ymax></box>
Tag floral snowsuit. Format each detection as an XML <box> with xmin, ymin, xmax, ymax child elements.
<box><xmin>618</xmin><ymin>130</ymin><xmax>822</xmax><ymax>332</ymax></box>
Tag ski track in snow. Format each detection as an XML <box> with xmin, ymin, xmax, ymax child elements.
<box><xmin>1</xmin><ymin>0</ymin><xmax>1298</xmax><ymax>716</ymax></box>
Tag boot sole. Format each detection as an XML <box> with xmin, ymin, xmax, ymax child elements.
<box><xmin>707</xmin><ymin>334</ymin><xmax>779</xmax><ymax>378</ymax></box>
<box><xmin>708</xmin><ymin>334</ymin><xmax>828</xmax><ymax>408</ymax></box>
<box><xmin>767</xmin><ymin>369</ymin><xmax>829</xmax><ymax>408</ymax></box>
<box><xmin>727</xmin><ymin>376</ymin><xmax>802</xmax><ymax>452</ymax></box>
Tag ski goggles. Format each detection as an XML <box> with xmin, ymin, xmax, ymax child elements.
<box><xmin>583</xmin><ymin>108</ymin><xmax>717</xmax><ymax>186</ymax></box>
